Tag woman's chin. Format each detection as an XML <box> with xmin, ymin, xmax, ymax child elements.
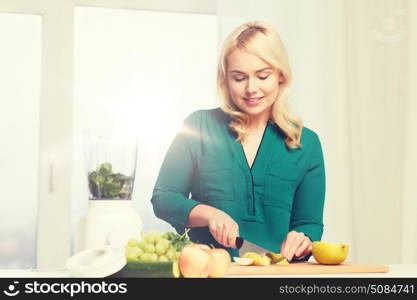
<box><xmin>240</xmin><ymin>105</ymin><xmax>271</xmax><ymax>119</ymax></box>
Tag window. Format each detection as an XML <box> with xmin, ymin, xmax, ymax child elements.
<box><xmin>0</xmin><ymin>13</ymin><xmax>41</xmax><ymax>269</ymax></box>
<box><xmin>72</xmin><ymin>7</ymin><xmax>218</xmax><ymax>249</ymax></box>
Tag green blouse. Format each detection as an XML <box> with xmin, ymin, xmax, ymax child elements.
<box><xmin>151</xmin><ymin>108</ymin><xmax>326</xmax><ymax>258</ymax></box>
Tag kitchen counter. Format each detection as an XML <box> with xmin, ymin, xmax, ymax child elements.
<box><xmin>0</xmin><ymin>264</ymin><xmax>416</xmax><ymax>278</ymax></box>
<box><xmin>226</xmin><ymin>264</ymin><xmax>417</xmax><ymax>278</ymax></box>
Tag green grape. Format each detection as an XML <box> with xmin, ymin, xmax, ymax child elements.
<box><xmin>136</xmin><ymin>247</ymin><xmax>144</xmax><ymax>257</ymax></box>
<box><xmin>145</xmin><ymin>231</ymin><xmax>161</xmax><ymax>244</ymax></box>
<box><xmin>175</xmin><ymin>251</ymin><xmax>181</xmax><ymax>260</ymax></box>
<box><xmin>150</xmin><ymin>253</ymin><xmax>158</xmax><ymax>262</ymax></box>
<box><xmin>144</xmin><ymin>232</ymin><xmax>153</xmax><ymax>244</ymax></box>
<box><xmin>155</xmin><ymin>242</ymin><xmax>169</xmax><ymax>255</ymax></box>
<box><xmin>166</xmin><ymin>248</ymin><xmax>176</xmax><ymax>261</ymax></box>
<box><xmin>158</xmin><ymin>255</ymin><xmax>169</xmax><ymax>262</ymax></box>
<box><xmin>144</xmin><ymin>243</ymin><xmax>155</xmax><ymax>254</ymax></box>
<box><xmin>140</xmin><ymin>253</ymin><xmax>152</xmax><ymax>262</ymax></box>
<box><xmin>137</xmin><ymin>241</ymin><xmax>146</xmax><ymax>250</ymax></box>
<box><xmin>164</xmin><ymin>232</ymin><xmax>175</xmax><ymax>240</ymax></box>
<box><xmin>160</xmin><ymin>239</ymin><xmax>170</xmax><ymax>248</ymax></box>
<box><xmin>154</xmin><ymin>235</ymin><xmax>163</xmax><ymax>244</ymax></box>
<box><xmin>125</xmin><ymin>247</ymin><xmax>140</xmax><ymax>262</ymax></box>
<box><xmin>127</xmin><ymin>238</ymin><xmax>139</xmax><ymax>247</ymax></box>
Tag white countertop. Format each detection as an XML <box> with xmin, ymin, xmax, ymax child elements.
<box><xmin>0</xmin><ymin>269</ymin><xmax>70</xmax><ymax>278</ymax></box>
<box><xmin>0</xmin><ymin>264</ymin><xmax>416</xmax><ymax>278</ymax></box>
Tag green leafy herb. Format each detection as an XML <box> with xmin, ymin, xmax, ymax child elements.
<box><xmin>88</xmin><ymin>162</ymin><xmax>134</xmax><ymax>199</ymax></box>
<box><xmin>162</xmin><ymin>228</ymin><xmax>193</xmax><ymax>251</ymax></box>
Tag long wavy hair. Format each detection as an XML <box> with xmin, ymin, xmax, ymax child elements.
<box><xmin>217</xmin><ymin>21</ymin><xmax>302</xmax><ymax>149</ymax></box>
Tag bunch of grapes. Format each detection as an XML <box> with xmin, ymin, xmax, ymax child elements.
<box><xmin>125</xmin><ymin>231</ymin><xmax>182</xmax><ymax>262</ymax></box>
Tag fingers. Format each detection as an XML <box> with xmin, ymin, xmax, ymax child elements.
<box><xmin>281</xmin><ymin>231</ymin><xmax>297</xmax><ymax>259</ymax></box>
<box><xmin>221</xmin><ymin>222</ymin><xmax>239</xmax><ymax>248</ymax></box>
<box><xmin>228</xmin><ymin>224</ymin><xmax>239</xmax><ymax>248</ymax></box>
<box><xmin>221</xmin><ymin>223</ymin><xmax>228</xmax><ymax>246</ymax></box>
<box><xmin>208</xmin><ymin>223</ymin><xmax>222</xmax><ymax>245</ymax></box>
<box><xmin>213</xmin><ymin>225</ymin><xmax>235</xmax><ymax>248</ymax></box>
<box><xmin>282</xmin><ymin>231</ymin><xmax>311</xmax><ymax>261</ymax></box>
<box><xmin>208</xmin><ymin>214</ymin><xmax>239</xmax><ymax>248</ymax></box>
<box><xmin>295</xmin><ymin>239</ymin><xmax>311</xmax><ymax>258</ymax></box>
<box><xmin>287</xmin><ymin>234</ymin><xmax>304</xmax><ymax>261</ymax></box>
<box><xmin>295</xmin><ymin>238</ymin><xmax>313</xmax><ymax>259</ymax></box>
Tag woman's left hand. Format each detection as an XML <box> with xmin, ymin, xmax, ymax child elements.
<box><xmin>280</xmin><ymin>231</ymin><xmax>312</xmax><ymax>261</ymax></box>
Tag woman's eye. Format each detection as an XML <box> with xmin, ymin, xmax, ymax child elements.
<box><xmin>259</xmin><ymin>76</ymin><xmax>269</xmax><ymax>80</ymax></box>
<box><xmin>233</xmin><ymin>77</ymin><xmax>246</xmax><ymax>82</ymax></box>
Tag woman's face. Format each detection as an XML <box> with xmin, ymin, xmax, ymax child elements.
<box><xmin>226</xmin><ymin>48</ymin><xmax>284</xmax><ymax>122</ymax></box>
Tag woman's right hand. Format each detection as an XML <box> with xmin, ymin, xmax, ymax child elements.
<box><xmin>207</xmin><ymin>209</ymin><xmax>239</xmax><ymax>248</ymax></box>
<box><xmin>187</xmin><ymin>204</ymin><xmax>239</xmax><ymax>248</ymax></box>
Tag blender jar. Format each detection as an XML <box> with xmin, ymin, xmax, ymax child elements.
<box><xmin>84</xmin><ymin>133</ymin><xmax>137</xmax><ymax>200</ymax></box>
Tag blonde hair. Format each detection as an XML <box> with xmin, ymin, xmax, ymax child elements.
<box><xmin>217</xmin><ymin>21</ymin><xmax>302</xmax><ymax>149</ymax></box>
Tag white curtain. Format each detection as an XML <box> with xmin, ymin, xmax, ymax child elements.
<box><xmin>217</xmin><ymin>0</ymin><xmax>417</xmax><ymax>264</ymax></box>
<box><xmin>401</xmin><ymin>0</ymin><xmax>417</xmax><ymax>264</ymax></box>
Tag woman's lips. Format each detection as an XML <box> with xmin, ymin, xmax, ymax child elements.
<box><xmin>243</xmin><ymin>96</ymin><xmax>264</xmax><ymax>106</ymax></box>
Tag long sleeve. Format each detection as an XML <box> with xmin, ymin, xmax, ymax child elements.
<box><xmin>289</xmin><ymin>132</ymin><xmax>326</xmax><ymax>243</ymax></box>
<box><xmin>150</xmin><ymin>112</ymin><xmax>201</xmax><ymax>231</ymax></box>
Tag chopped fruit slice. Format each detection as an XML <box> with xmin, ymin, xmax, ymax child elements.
<box><xmin>172</xmin><ymin>261</ymin><xmax>181</xmax><ymax>278</ymax></box>
<box><xmin>277</xmin><ymin>258</ymin><xmax>289</xmax><ymax>265</ymax></box>
<box><xmin>242</xmin><ymin>252</ymin><xmax>270</xmax><ymax>266</ymax></box>
<box><xmin>266</xmin><ymin>252</ymin><xmax>286</xmax><ymax>264</ymax></box>
<box><xmin>256</xmin><ymin>256</ymin><xmax>271</xmax><ymax>266</ymax></box>
<box><xmin>242</xmin><ymin>252</ymin><xmax>261</xmax><ymax>261</ymax></box>
<box><xmin>233</xmin><ymin>257</ymin><xmax>254</xmax><ymax>266</ymax></box>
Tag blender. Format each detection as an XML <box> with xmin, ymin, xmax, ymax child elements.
<box><xmin>74</xmin><ymin>132</ymin><xmax>143</xmax><ymax>253</ymax></box>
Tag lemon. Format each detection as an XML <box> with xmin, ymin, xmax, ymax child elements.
<box><xmin>312</xmin><ymin>242</ymin><xmax>349</xmax><ymax>265</ymax></box>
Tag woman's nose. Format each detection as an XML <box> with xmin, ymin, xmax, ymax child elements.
<box><xmin>245</xmin><ymin>77</ymin><xmax>258</xmax><ymax>95</ymax></box>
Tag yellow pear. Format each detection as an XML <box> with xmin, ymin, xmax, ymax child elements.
<box><xmin>312</xmin><ymin>242</ymin><xmax>349</xmax><ymax>265</ymax></box>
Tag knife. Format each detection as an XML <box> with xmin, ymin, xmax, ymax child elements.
<box><xmin>235</xmin><ymin>237</ymin><xmax>287</xmax><ymax>263</ymax></box>
<box><xmin>235</xmin><ymin>236</ymin><xmax>273</xmax><ymax>256</ymax></box>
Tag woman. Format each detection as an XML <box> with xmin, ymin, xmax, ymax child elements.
<box><xmin>151</xmin><ymin>21</ymin><xmax>325</xmax><ymax>261</ymax></box>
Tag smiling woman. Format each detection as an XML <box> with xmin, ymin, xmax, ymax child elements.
<box><xmin>227</xmin><ymin>50</ymin><xmax>281</xmax><ymax>119</ymax></box>
<box><xmin>217</xmin><ymin>22</ymin><xmax>302</xmax><ymax>149</ymax></box>
<box><xmin>151</xmin><ymin>21</ymin><xmax>326</xmax><ymax>262</ymax></box>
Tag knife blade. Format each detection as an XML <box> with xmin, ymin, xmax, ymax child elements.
<box><xmin>235</xmin><ymin>237</ymin><xmax>274</xmax><ymax>256</ymax></box>
<box><xmin>235</xmin><ymin>237</ymin><xmax>287</xmax><ymax>263</ymax></box>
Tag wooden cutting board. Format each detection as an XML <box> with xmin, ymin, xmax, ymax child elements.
<box><xmin>226</xmin><ymin>262</ymin><xmax>389</xmax><ymax>276</ymax></box>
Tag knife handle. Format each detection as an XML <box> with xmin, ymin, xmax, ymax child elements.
<box><xmin>235</xmin><ymin>237</ymin><xmax>244</xmax><ymax>249</ymax></box>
